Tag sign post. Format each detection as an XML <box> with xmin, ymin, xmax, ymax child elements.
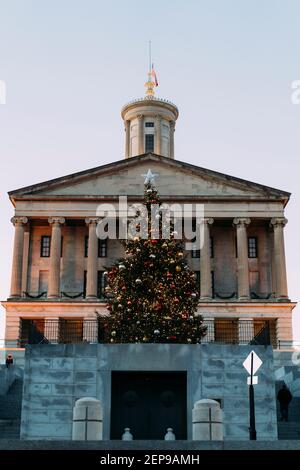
<box><xmin>243</xmin><ymin>350</ymin><xmax>262</xmax><ymax>441</ymax></box>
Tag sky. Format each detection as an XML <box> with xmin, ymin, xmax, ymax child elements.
<box><xmin>0</xmin><ymin>0</ymin><xmax>299</xmax><ymax>341</ymax></box>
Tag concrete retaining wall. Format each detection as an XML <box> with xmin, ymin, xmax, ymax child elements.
<box><xmin>21</xmin><ymin>344</ymin><xmax>278</xmax><ymax>441</ymax></box>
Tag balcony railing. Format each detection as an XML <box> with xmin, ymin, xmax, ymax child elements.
<box><xmin>18</xmin><ymin>318</ymin><xmax>277</xmax><ymax>348</ymax></box>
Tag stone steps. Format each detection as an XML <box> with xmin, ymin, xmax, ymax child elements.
<box><xmin>0</xmin><ymin>420</ymin><xmax>21</xmax><ymax>439</ymax></box>
<box><xmin>0</xmin><ymin>378</ymin><xmax>23</xmax><ymax>421</ymax></box>
<box><xmin>278</xmin><ymin>422</ymin><xmax>300</xmax><ymax>440</ymax></box>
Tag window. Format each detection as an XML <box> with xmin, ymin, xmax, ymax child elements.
<box><xmin>145</xmin><ymin>134</ymin><xmax>154</xmax><ymax>152</ymax></box>
<box><xmin>85</xmin><ymin>237</ymin><xmax>107</xmax><ymax>258</ymax></box>
<box><xmin>145</xmin><ymin>122</ymin><xmax>154</xmax><ymax>127</ymax></box>
<box><xmin>83</xmin><ymin>270</ymin><xmax>87</xmax><ymax>297</ymax></box>
<box><xmin>41</xmin><ymin>236</ymin><xmax>51</xmax><ymax>257</ymax></box>
<box><xmin>210</xmin><ymin>237</ymin><xmax>214</xmax><ymax>258</ymax></box>
<box><xmin>19</xmin><ymin>319</ymin><xmax>45</xmax><ymax>347</ymax></box>
<box><xmin>98</xmin><ymin>239</ymin><xmax>107</xmax><ymax>258</ymax></box>
<box><xmin>214</xmin><ymin>319</ymin><xmax>238</xmax><ymax>344</ymax></box>
<box><xmin>248</xmin><ymin>237</ymin><xmax>258</xmax><ymax>258</ymax></box>
<box><xmin>59</xmin><ymin>319</ymin><xmax>83</xmax><ymax>344</ymax></box>
<box><xmin>84</xmin><ymin>236</ymin><xmax>89</xmax><ymax>257</ymax></box>
<box><xmin>194</xmin><ymin>271</ymin><xmax>200</xmax><ymax>294</ymax></box>
<box><xmin>211</xmin><ymin>271</ymin><xmax>215</xmax><ymax>298</ymax></box>
<box><xmin>191</xmin><ymin>245</ymin><xmax>200</xmax><ymax>258</ymax></box>
<box><xmin>97</xmin><ymin>271</ymin><xmax>107</xmax><ymax>298</ymax></box>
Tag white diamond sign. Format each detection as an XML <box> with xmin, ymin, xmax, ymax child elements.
<box><xmin>243</xmin><ymin>351</ymin><xmax>263</xmax><ymax>375</ymax></box>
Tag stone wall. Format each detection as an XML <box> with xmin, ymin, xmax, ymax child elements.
<box><xmin>21</xmin><ymin>343</ymin><xmax>278</xmax><ymax>441</ymax></box>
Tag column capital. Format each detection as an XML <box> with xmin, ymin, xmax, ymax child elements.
<box><xmin>233</xmin><ymin>217</ymin><xmax>251</xmax><ymax>227</ymax></box>
<box><xmin>48</xmin><ymin>217</ymin><xmax>65</xmax><ymax>226</ymax></box>
<box><xmin>11</xmin><ymin>216</ymin><xmax>28</xmax><ymax>226</ymax></box>
<box><xmin>137</xmin><ymin>114</ymin><xmax>144</xmax><ymax>120</ymax></box>
<box><xmin>199</xmin><ymin>217</ymin><xmax>214</xmax><ymax>226</ymax></box>
<box><xmin>270</xmin><ymin>217</ymin><xmax>288</xmax><ymax>228</ymax></box>
<box><xmin>169</xmin><ymin>120</ymin><xmax>175</xmax><ymax>130</ymax></box>
<box><xmin>85</xmin><ymin>217</ymin><xmax>101</xmax><ymax>226</ymax></box>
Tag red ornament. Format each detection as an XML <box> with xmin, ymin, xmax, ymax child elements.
<box><xmin>167</xmin><ymin>273</ymin><xmax>173</xmax><ymax>279</ymax></box>
<box><xmin>150</xmin><ymin>239</ymin><xmax>158</xmax><ymax>245</ymax></box>
<box><xmin>127</xmin><ymin>300</ymin><xmax>132</xmax><ymax>306</ymax></box>
<box><xmin>170</xmin><ymin>284</ymin><xmax>176</xmax><ymax>289</ymax></box>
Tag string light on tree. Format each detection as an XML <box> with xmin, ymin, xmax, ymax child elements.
<box><xmin>99</xmin><ymin>175</ymin><xmax>207</xmax><ymax>344</ymax></box>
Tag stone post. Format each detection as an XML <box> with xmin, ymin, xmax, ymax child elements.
<box><xmin>233</xmin><ymin>218</ymin><xmax>251</xmax><ymax>300</ymax></box>
<box><xmin>192</xmin><ymin>399</ymin><xmax>223</xmax><ymax>440</ymax></box>
<box><xmin>10</xmin><ymin>217</ymin><xmax>28</xmax><ymax>298</ymax></box>
<box><xmin>200</xmin><ymin>218</ymin><xmax>214</xmax><ymax>300</ymax></box>
<box><xmin>169</xmin><ymin>120</ymin><xmax>175</xmax><ymax>159</ymax></box>
<box><xmin>72</xmin><ymin>397</ymin><xmax>103</xmax><ymax>440</ymax></box>
<box><xmin>270</xmin><ymin>218</ymin><xmax>288</xmax><ymax>300</ymax></box>
<box><xmin>85</xmin><ymin>218</ymin><xmax>99</xmax><ymax>300</ymax></box>
<box><xmin>125</xmin><ymin>120</ymin><xmax>130</xmax><ymax>158</ymax></box>
<box><xmin>48</xmin><ymin>217</ymin><xmax>65</xmax><ymax>299</ymax></box>
<box><xmin>155</xmin><ymin>115</ymin><xmax>162</xmax><ymax>155</ymax></box>
<box><xmin>137</xmin><ymin>114</ymin><xmax>144</xmax><ymax>155</ymax></box>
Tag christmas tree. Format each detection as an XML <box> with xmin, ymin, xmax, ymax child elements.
<box><xmin>99</xmin><ymin>177</ymin><xmax>207</xmax><ymax>344</ymax></box>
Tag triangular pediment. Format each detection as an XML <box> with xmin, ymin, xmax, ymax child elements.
<box><xmin>9</xmin><ymin>154</ymin><xmax>289</xmax><ymax>201</ymax></box>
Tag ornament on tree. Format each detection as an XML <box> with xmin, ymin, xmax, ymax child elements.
<box><xmin>98</xmin><ymin>178</ymin><xmax>207</xmax><ymax>344</ymax></box>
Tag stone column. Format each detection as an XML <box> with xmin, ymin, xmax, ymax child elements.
<box><xmin>125</xmin><ymin>120</ymin><xmax>130</xmax><ymax>158</ymax></box>
<box><xmin>85</xmin><ymin>218</ymin><xmax>99</xmax><ymax>300</ymax></box>
<box><xmin>137</xmin><ymin>114</ymin><xmax>144</xmax><ymax>155</ymax></box>
<box><xmin>21</xmin><ymin>225</ymin><xmax>30</xmax><ymax>297</ymax></box>
<box><xmin>10</xmin><ymin>217</ymin><xmax>28</xmax><ymax>298</ymax></box>
<box><xmin>233</xmin><ymin>218</ymin><xmax>251</xmax><ymax>300</ymax></box>
<box><xmin>169</xmin><ymin>120</ymin><xmax>175</xmax><ymax>159</ymax></box>
<box><xmin>270</xmin><ymin>218</ymin><xmax>288</xmax><ymax>300</ymax></box>
<box><xmin>200</xmin><ymin>218</ymin><xmax>214</xmax><ymax>300</ymax></box>
<box><xmin>48</xmin><ymin>217</ymin><xmax>65</xmax><ymax>299</ymax></box>
<box><xmin>155</xmin><ymin>115</ymin><xmax>162</xmax><ymax>155</ymax></box>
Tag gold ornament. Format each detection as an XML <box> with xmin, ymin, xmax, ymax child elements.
<box><xmin>176</xmin><ymin>266</ymin><xmax>182</xmax><ymax>272</ymax></box>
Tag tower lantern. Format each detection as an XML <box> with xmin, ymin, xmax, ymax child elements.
<box><xmin>121</xmin><ymin>68</ymin><xmax>179</xmax><ymax>159</ymax></box>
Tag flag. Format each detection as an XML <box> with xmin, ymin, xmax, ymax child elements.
<box><xmin>151</xmin><ymin>64</ymin><xmax>158</xmax><ymax>87</ymax></box>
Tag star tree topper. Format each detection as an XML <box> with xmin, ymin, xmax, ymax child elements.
<box><xmin>142</xmin><ymin>169</ymin><xmax>159</xmax><ymax>185</ymax></box>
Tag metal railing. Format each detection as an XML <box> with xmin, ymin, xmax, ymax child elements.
<box><xmin>18</xmin><ymin>318</ymin><xmax>277</xmax><ymax>347</ymax></box>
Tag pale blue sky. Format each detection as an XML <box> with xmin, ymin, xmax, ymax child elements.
<box><xmin>0</xmin><ymin>0</ymin><xmax>299</xmax><ymax>340</ymax></box>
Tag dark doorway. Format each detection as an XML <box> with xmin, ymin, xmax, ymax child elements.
<box><xmin>110</xmin><ymin>371</ymin><xmax>187</xmax><ymax>440</ymax></box>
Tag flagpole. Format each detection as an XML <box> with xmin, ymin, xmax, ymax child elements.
<box><xmin>149</xmin><ymin>40</ymin><xmax>152</xmax><ymax>73</ymax></box>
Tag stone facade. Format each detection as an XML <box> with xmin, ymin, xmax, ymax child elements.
<box><xmin>1</xmin><ymin>93</ymin><xmax>296</xmax><ymax>352</ymax></box>
<box><xmin>21</xmin><ymin>343</ymin><xmax>277</xmax><ymax>441</ymax></box>
<box><xmin>2</xmin><ymin>154</ymin><xmax>296</xmax><ymax>349</ymax></box>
